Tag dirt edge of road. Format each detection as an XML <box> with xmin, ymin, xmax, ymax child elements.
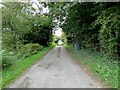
<box><xmin>65</xmin><ymin>48</ymin><xmax>109</xmax><ymax>88</ymax></box>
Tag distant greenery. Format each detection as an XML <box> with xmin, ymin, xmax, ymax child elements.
<box><xmin>65</xmin><ymin>45</ymin><xmax>118</xmax><ymax>88</ymax></box>
<box><xmin>53</xmin><ymin>34</ymin><xmax>66</xmax><ymax>45</ymax></box>
<box><xmin>1</xmin><ymin>47</ymin><xmax>52</xmax><ymax>88</ymax></box>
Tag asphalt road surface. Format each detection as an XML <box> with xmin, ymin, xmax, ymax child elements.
<box><xmin>9</xmin><ymin>46</ymin><xmax>101</xmax><ymax>88</ymax></box>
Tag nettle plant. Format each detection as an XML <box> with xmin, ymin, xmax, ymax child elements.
<box><xmin>1</xmin><ymin>50</ymin><xmax>14</xmax><ymax>69</ymax></box>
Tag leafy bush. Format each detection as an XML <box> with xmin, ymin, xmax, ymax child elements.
<box><xmin>50</xmin><ymin>42</ymin><xmax>57</xmax><ymax>48</ymax></box>
<box><xmin>95</xmin><ymin>7</ymin><xmax>120</xmax><ymax>59</ymax></box>
<box><xmin>1</xmin><ymin>50</ymin><xmax>14</xmax><ymax>69</ymax></box>
<box><xmin>20</xmin><ymin>43</ymin><xmax>44</xmax><ymax>58</ymax></box>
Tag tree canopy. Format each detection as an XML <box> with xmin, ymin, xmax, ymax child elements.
<box><xmin>2</xmin><ymin>2</ymin><xmax>54</xmax><ymax>52</ymax></box>
<box><xmin>48</xmin><ymin>2</ymin><xmax>120</xmax><ymax>60</ymax></box>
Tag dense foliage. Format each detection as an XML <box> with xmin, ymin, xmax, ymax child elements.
<box><xmin>49</xmin><ymin>2</ymin><xmax>120</xmax><ymax>60</ymax></box>
<box><xmin>2</xmin><ymin>2</ymin><xmax>54</xmax><ymax>68</ymax></box>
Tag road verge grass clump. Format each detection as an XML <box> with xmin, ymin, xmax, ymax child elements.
<box><xmin>65</xmin><ymin>45</ymin><xmax>119</xmax><ymax>88</ymax></box>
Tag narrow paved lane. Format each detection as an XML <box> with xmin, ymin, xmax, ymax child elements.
<box><xmin>9</xmin><ymin>46</ymin><xmax>101</xmax><ymax>88</ymax></box>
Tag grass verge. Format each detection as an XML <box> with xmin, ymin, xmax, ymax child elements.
<box><xmin>65</xmin><ymin>45</ymin><xmax>119</xmax><ymax>88</ymax></box>
<box><xmin>1</xmin><ymin>47</ymin><xmax>53</xmax><ymax>88</ymax></box>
